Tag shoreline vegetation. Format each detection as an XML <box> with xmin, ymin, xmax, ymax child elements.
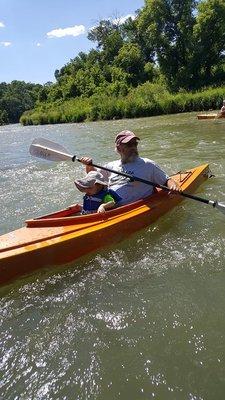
<box><xmin>20</xmin><ymin>85</ymin><xmax>225</xmax><ymax>125</ymax></box>
<box><xmin>1</xmin><ymin>0</ymin><xmax>225</xmax><ymax>126</ymax></box>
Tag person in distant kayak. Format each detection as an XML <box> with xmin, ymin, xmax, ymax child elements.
<box><xmin>79</xmin><ymin>130</ymin><xmax>180</xmax><ymax>205</ymax></box>
<box><xmin>220</xmin><ymin>100</ymin><xmax>225</xmax><ymax>116</ymax></box>
<box><xmin>74</xmin><ymin>170</ymin><xmax>121</xmax><ymax>214</ymax></box>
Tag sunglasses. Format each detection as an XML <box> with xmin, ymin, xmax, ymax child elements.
<box><xmin>123</xmin><ymin>140</ymin><xmax>138</xmax><ymax>147</ymax></box>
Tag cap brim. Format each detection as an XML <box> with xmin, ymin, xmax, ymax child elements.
<box><xmin>120</xmin><ymin>136</ymin><xmax>140</xmax><ymax>143</ymax></box>
<box><xmin>95</xmin><ymin>180</ymin><xmax>107</xmax><ymax>186</ymax></box>
<box><xmin>74</xmin><ymin>181</ymin><xmax>92</xmax><ymax>192</ymax></box>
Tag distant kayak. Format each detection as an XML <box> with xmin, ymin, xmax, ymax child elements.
<box><xmin>197</xmin><ymin>113</ymin><xmax>225</xmax><ymax>120</ymax></box>
<box><xmin>0</xmin><ymin>164</ymin><xmax>209</xmax><ymax>286</ymax></box>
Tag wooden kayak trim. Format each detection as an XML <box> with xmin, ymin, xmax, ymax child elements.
<box><xmin>0</xmin><ymin>164</ymin><xmax>209</xmax><ymax>285</ymax></box>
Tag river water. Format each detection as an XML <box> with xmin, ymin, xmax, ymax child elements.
<box><xmin>0</xmin><ymin>113</ymin><xmax>225</xmax><ymax>399</ymax></box>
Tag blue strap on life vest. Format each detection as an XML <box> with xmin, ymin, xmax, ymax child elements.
<box><xmin>82</xmin><ymin>189</ymin><xmax>121</xmax><ymax>213</ymax></box>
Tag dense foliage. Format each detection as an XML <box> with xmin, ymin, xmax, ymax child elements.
<box><xmin>20</xmin><ymin>85</ymin><xmax>225</xmax><ymax>125</ymax></box>
<box><xmin>0</xmin><ymin>81</ymin><xmax>42</xmax><ymax>125</ymax></box>
<box><xmin>2</xmin><ymin>0</ymin><xmax>225</xmax><ymax>125</ymax></box>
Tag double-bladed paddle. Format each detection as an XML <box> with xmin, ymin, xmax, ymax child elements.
<box><xmin>29</xmin><ymin>137</ymin><xmax>225</xmax><ymax>215</ymax></box>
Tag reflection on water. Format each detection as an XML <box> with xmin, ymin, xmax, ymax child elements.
<box><xmin>1</xmin><ymin>114</ymin><xmax>225</xmax><ymax>399</ymax></box>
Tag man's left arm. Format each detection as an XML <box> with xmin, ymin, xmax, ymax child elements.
<box><xmin>149</xmin><ymin>161</ymin><xmax>180</xmax><ymax>192</ymax></box>
<box><xmin>166</xmin><ymin>178</ymin><xmax>180</xmax><ymax>192</ymax></box>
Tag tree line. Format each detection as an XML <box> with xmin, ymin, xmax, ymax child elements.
<box><xmin>1</xmin><ymin>0</ymin><xmax>225</xmax><ymax>125</ymax></box>
<box><xmin>0</xmin><ymin>81</ymin><xmax>42</xmax><ymax>125</ymax></box>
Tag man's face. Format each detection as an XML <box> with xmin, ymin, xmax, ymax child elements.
<box><xmin>117</xmin><ymin>139</ymin><xmax>139</xmax><ymax>163</ymax></box>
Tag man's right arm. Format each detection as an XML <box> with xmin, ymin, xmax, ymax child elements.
<box><xmin>79</xmin><ymin>157</ymin><xmax>96</xmax><ymax>173</ymax></box>
<box><xmin>79</xmin><ymin>157</ymin><xmax>111</xmax><ymax>182</ymax></box>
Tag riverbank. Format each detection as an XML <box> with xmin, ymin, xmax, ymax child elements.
<box><xmin>20</xmin><ymin>85</ymin><xmax>225</xmax><ymax>126</ymax></box>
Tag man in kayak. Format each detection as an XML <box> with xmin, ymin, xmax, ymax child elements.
<box><xmin>80</xmin><ymin>130</ymin><xmax>180</xmax><ymax>205</ymax></box>
<box><xmin>74</xmin><ymin>170</ymin><xmax>121</xmax><ymax>213</ymax></box>
<box><xmin>220</xmin><ymin>100</ymin><xmax>225</xmax><ymax>116</ymax></box>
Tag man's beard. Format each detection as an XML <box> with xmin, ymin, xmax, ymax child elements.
<box><xmin>121</xmin><ymin>150</ymin><xmax>139</xmax><ymax>164</ymax></box>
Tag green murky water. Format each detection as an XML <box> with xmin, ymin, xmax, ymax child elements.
<box><xmin>1</xmin><ymin>113</ymin><xmax>225</xmax><ymax>399</ymax></box>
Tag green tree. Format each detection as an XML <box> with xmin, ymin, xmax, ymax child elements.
<box><xmin>87</xmin><ymin>20</ymin><xmax>118</xmax><ymax>49</ymax></box>
<box><xmin>88</xmin><ymin>20</ymin><xmax>124</xmax><ymax>63</ymax></box>
<box><xmin>0</xmin><ymin>109</ymin><xmax>9</xmax><ymax>125</ymax></box>
<box><xmin>0</xmin><ymin>82</ymin><xmax>8</xmax><ymax>97</ymax></box>
<box><xmin>114</xmin><ymin>43</ymin><xmax>145</xmax><ymax>85</ymax></box>
<box><xmin>137</xmin><ymin>0</ymin><xmax>196</xmax><ymax>89</ymax></box>
<box><xmin>0</xmin><ymin>81</ymin><xmax>42</xmax><ymax>124</ymax></box>
<box><xmin>48</xmin><ymin>85</ymin><xmax>63</xmax><ymax>101</ymax></box>
<box><xmin>122</xmin><ymin>14</ymin><xmax>155</xmax><ymax>63</ymax></box>
<box><xmin>0</xmin><ymin>97</ymin><xmax>24</xmax><ymax>122</ymax></box>
<box><xmin>71</xmin><ymin>66</ymin><xmax>106</xmax><ymax>98</ymax></box>
<box><xmin>102</xmin><ymin>30</ymin><xmax>124</xmax><ymax>63</ymax></box>
<box><xmin>38</xmin><ymin>87</ymin><xmax>48</xmax><ymax>102</ymax></box>
<box><xmin>62</xmin><ymin>77</ymin><xmax>78</xmax><ymax>99</ymax></box>
<box><xmin>191</xmin><ymin>0</ymin><xmax>225</xmax><ymax>86</ymax></box>
<box><xmin>55</xmin><ymin>52</ymin><xmax>88</xmax><ymax>83</ymax></box>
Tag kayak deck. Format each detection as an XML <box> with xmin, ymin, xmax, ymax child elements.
<box><xmin>0</xmin><ymin>164</ymin><xmax>209</xmax><ymax>285</ymax></box>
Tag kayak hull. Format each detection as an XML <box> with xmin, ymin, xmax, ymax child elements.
<box><xmin>0</xmin><ymin>164</ymin><xmax>209</xmax><ymax>285</ymax></box>
<box><xmin>197</xmin><ymin>113</ymin><xmax>225</xmax><ymax>120</ymax></box>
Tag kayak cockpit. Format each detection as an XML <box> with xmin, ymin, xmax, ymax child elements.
<box><xmin>25</xmin><ymin>168</ymin><xmax>207</xmax><ymax>228</ymax></box>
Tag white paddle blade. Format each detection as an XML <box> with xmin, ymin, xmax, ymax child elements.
<box><xmin>29</xmin><ymin>138</ymin><xmax>74</xmax><ymax>162</ymax></box>
<box><xmin>215</xmin><ymin>201</ymin><xmax>225</xmax><ymax>215</ymax></box>
<box><xmin>31</xmin><ymin>137</ymin><xmax>69</xmax><ymax>153</ymax></box>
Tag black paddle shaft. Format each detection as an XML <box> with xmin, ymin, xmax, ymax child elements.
<box><xmin>74</xmin><ymin>157</ymin><xmax>214</xmax><ymax>207</ymax></box>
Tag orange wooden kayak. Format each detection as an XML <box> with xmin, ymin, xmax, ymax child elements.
<box><xmin>197</xmin><ymin>113</ymin><xmax>225</xmax><ymax>120</ymax></box>
<box><xmin>0</xmin><ymin>164</ymin><xmax>209</xmax><ymax>285</ymax></box>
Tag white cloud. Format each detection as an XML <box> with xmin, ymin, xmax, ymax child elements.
<box><xmin>47</xmin><ymin>25</ymin><xmax>85</xmax><ymax>38</ymax></box>
<box><xmin>89</xmin><ymin>24</ymin><xmax>97</xmax><ymax>31</ymax></box>
<box><xmin>0</xmin><ymin>41</ymin><xmax>11</xmax><ymax>47</ymax></box>
<box><xmin>113</xmin><ymin>14</ymin><xmax>136</xmax><ymax>25</ymax></box>
<box><xmin>0</xmin><ymin>21</ymin><xmax>5</xmax><ymax>28</ymax></box>
<box><xmin>37</xmin><ymin>42</ymin><xmax>41</xmax><ymax>47</ymax></box>
<box><xmin>89</xmin><ymin>14</ymin><xmax>135</xmax><ymax>31</ymax></box>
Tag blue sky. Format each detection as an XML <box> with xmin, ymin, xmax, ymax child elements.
<box><xmin>0</xmin><ymin>0</ymin><xmax>144</xmax><ymax>84</ymax></box>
